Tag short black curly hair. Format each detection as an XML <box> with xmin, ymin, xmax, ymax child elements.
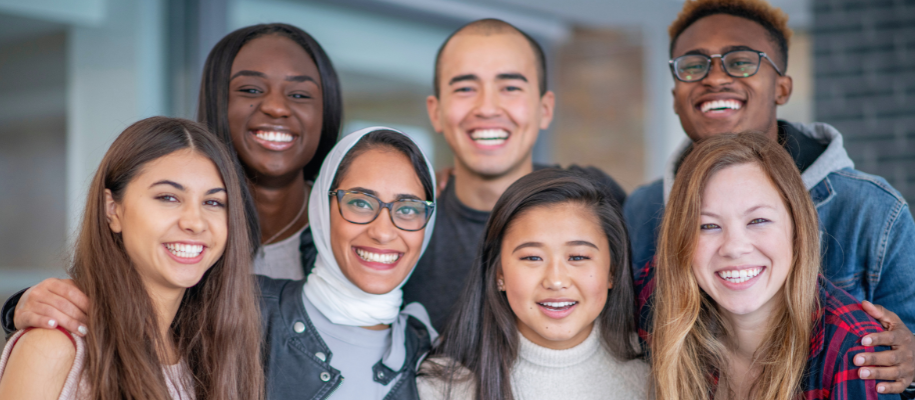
<box><xmin>669</xmin><ymin>0</ymin><xmax>792</xmax><ymax>70</ymax></box>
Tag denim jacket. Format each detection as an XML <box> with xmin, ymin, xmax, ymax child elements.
<box><xmin>624</xmin><ymin>121</ymin><xmax>915</xmax><ymax>330</ymax></box>
<box><xmin>258</xmin><ymin>276</ymin><xmax>433</xmax><ymax>400</ymax></box>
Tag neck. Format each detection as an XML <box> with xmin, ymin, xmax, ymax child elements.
<box><xmin>452</xmin><ymin>157</ymin><xmax>534</xmax><ymax>211</ymax></box>
<box><xmin>251</xmin><ymin>172</ymin><xmax>310</xmax><ymax>244</ymax></box>
<box><xmin>148</xmin><ymin>286</ymin><xmax>186</xmax><ymax>364</ymax></box>
<box><xmin>721</xmin><ymin>300</ymin><xmax>780</xmax><ymax>364</ymax></box>
<box><xmin>360</xmin><ymin>323</ymin><xmax>390</xmax><ymax>331</ymax></box>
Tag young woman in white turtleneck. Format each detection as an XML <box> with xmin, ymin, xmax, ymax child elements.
<box><xmin>417</xmin><ymin>169</ymin><xmax>649</xmax><ymax>400</ymax></box>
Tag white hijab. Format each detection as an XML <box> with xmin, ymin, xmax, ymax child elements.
<box><xmin>303</xmin><ymin>127</ymin><xmax>437</xmax><ymax>369</ymax></box>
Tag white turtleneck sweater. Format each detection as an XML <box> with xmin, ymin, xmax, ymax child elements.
<box><xmin>417</xmin><ymin>324</ymin><xmax>650</xmax><ymax>400</ymax></box>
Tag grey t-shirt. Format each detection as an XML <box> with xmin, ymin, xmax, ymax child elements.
<box><xmin>253</xmin><ymin>224</ymin><xmax>308</xmax><ymax>280</ymax></box>
<box><xmin>302</xmin><ymin>294</ymin><xmax>399</xmax><ymax>399</ymax></box>
<box><xmin>402</xmin><ymin>164</ymin><xmax>626</xmax><ymax>330</ymax></box>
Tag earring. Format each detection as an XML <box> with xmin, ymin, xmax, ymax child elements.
<box><xmin>497</xmin><ymin>279</ymin><xmax>505</xmax><ymax>291</ymax></box>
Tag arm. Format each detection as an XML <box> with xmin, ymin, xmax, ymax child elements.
<box><xmin>856</xmin><ymin>205</ymin><xmax>915</xmax><ymax>393</ymax></box>
<box><xmin>0</xmin><ymin>328</ymin><xmax>77</xmax><ymax>400</ymax></box>
<box><xmin>6</xmin><ymin>279</ymin><xmax>90</xmax><ymax>337</ymax></box>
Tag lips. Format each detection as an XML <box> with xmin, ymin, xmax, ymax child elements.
<box><xmin>715</xmin><ymin>266</ymin><xmax>766</xmax><ymax>290</ymax></box>
<box><xmin>700</xmin><ymin>99</ymin><xmax>743</xmax><ymax>113</ymax></box>
<box><xmin>536</xmin><ymin>299</ymin><xmax>578</xmax><ymax>319</ymax></box>
<box><xmin>164</xmin><ymin>242</ymin><xmax>206</xmax><ymax>264</ymax></box>
<box><xmin>250</xmin><ymin>129</ymin><xmax>296</xmax><ymax>151</ymax></box>
<box><xmin>352</xmin><ymin>246</ymin><xmax>403</xmax><ymax>271</ymax></box>
<box><xmin>468</xmin><ymin>128</ymin><xmax>510</xmax><ymax>147</ymax></box>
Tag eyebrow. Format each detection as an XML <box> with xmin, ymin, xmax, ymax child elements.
<box><xmin>567</xmin><ymin>240</ymin><xmax>599</xmax><ymax>250</ymax></box>
<box><xmin>150</xmin><ymin>180</ymin><xmax>225</xmax><ymax>195</ymax></box>
<box><xmin>230</xmin><ymin>70</ymin><xmax>318</xmax><ymax>84</ymax></box>
<box><xmin>512</xmin><ymin>242</ymin><xmax>543</xmax><ymax>254</ymax></box>
<box><xmin>449</xmin><ymin>74</ymin><xmax>479</xmax><ymax>86</ymax></box>
<box><xmin>497</xmin><ymin>72</ymin><xmax>528</xmax><ymax>82</ymax></box>
<box><xmin>346</xmin><ymin>187</ymin><xmax>422</xmax><ymax>201</ymax></box>
<box><xmin>448</xmin><ymin>72</ymin><xmax>529</xmax><ymax>86</ymax></box>
<box><xmin>700</xmin><ymin>204</ymin><xmax>775</xmax><ymax>218</ymax></box>
<box><xmin>683</xmin><ymin>45</ymin><xmax>757</xmax><ymax>57</ymax></box>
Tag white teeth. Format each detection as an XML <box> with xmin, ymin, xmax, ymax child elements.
<box><xmin>700</xmin><ymin>99</ymin><xmax>742</xmax><ymax>113</ymax></box>
<box><xmin>539</xmin><ymin>301</ymin><xmax>577</xmax><ymax>308</ymax></box>
<box><xmin>717</xmin><ymin>267</ymin><xmax>762</xmax><ymax>283</ymax></box>
<box><xmin>255</xmin><ymin>130</ymin><xmax>294</xmax><ymax>143</ymax></box>
<box><xmin>165</xmin><ymin>243</ymin><xmax>203</xmax><ymax>259</ymax></box>
<box><xmin>355</xmin><ymin>248</ymin><xmax>401</xmax><ymax>264</ymax></box>
<box><xmin>470</xmin><ymin>129</ymin><xmax>509</xmax><ymax>145</ymax></box>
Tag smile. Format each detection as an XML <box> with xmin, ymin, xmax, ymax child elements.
<box><xmin>469</xmin><ymin>128</ymin><xmax>509</xmax><ymax>146</ymax></box>
<box><xmin>700</xmin><ymin>99</ymin><xmax>743</xmax><ymax>114</ymax></box>
<box><xmin>355</xmin><ymin>248</ymin><xmax>402</xmax><ymax>264</ymax></box>
<box><xmin>716</xmin><ymin>266</ymin><xmax>763</xmax><ymax>283</ymax></box>
<box><xmin>165</xmin><ymin>243</ymin><xmax>203</xmax><ymax>259</ymax></box>
<box><xmin>537</xmin><ymin>301</ymin><xmax>578</xmax><ymax>311</ymax></box>
<box><xmin>254</xmin><ymin>130</ymin><xmax>294</xmax><ymax>143</ymax></box>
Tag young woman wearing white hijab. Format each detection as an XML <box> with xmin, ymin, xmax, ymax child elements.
<box><xmin>257</xmin><ymin>126</ymin><xmax>439</xmax><ymax>400</ymax></box>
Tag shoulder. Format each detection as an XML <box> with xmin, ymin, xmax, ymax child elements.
<box><xmin>623</xmin><ymin>179</ymin><xmax>663</xmax><ymax>216</ymax></box>
<box><xmin>819</xmin><ymin>278</ymin><xmax>885</xmax><ymax>338</ymax></box>
<box><xmin>827</xmin><ymin>168</ymin><xmax>907</xmax><ymax>206</ymax></box>
<box><xmin>256</xmin><ymin>274</ymin><xmax>301</xmax><ymax>300</ymax></box>
<box><xmin>0</xmin><ymin>328</ymin><xmax>78</xmax><ymax>398</ymax></box>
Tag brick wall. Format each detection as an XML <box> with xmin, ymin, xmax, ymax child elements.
<box><xmin>813</xmin><ymin>0</ymin><xmax>915</xmax><ymax>202</ymax></box>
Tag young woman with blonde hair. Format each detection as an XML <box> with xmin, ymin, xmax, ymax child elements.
<box><xmin>641</xmin><ymin>133</ymin><xmax>893</xmax><ymax>399</ymax></box>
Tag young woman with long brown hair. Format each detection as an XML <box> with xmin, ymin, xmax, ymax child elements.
<box><xmin>0</xmin><ymin>117</ymin><xmax>264</xmax><ymax>400</ymax></box>
<box><xmin>642</xmin><ymin>133</ymin><xmax>891</xmax><ymax>399</ymax></box>
<box><xmin>418</xmin><ymin>169</ymin><xmax>647</xmax><ymax>400</ymax></box>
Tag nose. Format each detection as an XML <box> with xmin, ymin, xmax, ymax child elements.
<box><xmin>542</xmin><ymin>258</ymin><xmax>571</xmax><ymax>290</ymax></box>
<box><xmin>259</xmin><ymin>89</ymin><xmax>291</xmax><ymax>119</ymax></box>
<box><xmin>178</xmin><ymin>203</ymin><xmax>207</xmax><ymax>234</ymax></box>
<box><xmin>701</xmin><ymin>57</ymin><xmax>734</xmax><ymax>87</ymax></box>
<box><xmin>473</xmin><ymin>84</ymin><xmax>501</xmax><ymax>118</ymax></box>
<box><xmin>718</xmin><ymin>226</ymin><xmax>753</xmax><ymax>259</ymax></box>
<box><xmin>366</xmin><ymin>208</ymin><xmax>399</xmax><ymax>244</ymax></box>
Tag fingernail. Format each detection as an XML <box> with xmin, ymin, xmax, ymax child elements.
<box><xmin>860</xmin><ymin>368</ymin><xmax>870</xmax><ymax>378</ymax></box>
<box><xmin>855</xmin><ymin>356</ymin><xmax>865</xmax><ymax>365</ymax></box>
<box><xmin>78</xmin><ymin>325</ymin><xmax>88</xmax><ymax>335</ymax></box>
<box><xmin>48</xmin><ymin>319</ymin><xmax>57</xmax><ymax>327</ymax></box>
<box><xmin>878</xmin><ymin>385</ymin><xmax>885</xmax><ymax>393</ymax></box>
<box><xmin>862</xmin><ymin>337</ymin><xmax>873</xmax><ymax>346</ymax></box>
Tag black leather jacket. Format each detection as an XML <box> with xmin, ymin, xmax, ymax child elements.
<box><xmin>257</xmin><ymin>276</ymin><xmax>432</xmax><ymax>400</ymax></box>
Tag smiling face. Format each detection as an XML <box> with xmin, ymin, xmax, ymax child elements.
<box><xmin>427</xmin><ymin>31</ymin><xmax>555</xmax><ymax>178</ymax></box>
<box><xmin>498</xmin><ymin>202</ymin><xmax>611</xmax><ymax>350</ymax></box>
<box><xmin>671</xmin><ymin>14</ymin><xmax>792</xmax><ymax>141</ymax></box>
<box><xmin>106</xmin><ymin>149</ymin><xmax>228</xmax><ymax>296</ymax></box>
<box><xmin>228</xmin><ymin>34</ymin><xmax>323</xmax><ymax>181</ymax></box>
<box><xmin>329</xmin><ymin>147</ymin><xmax>428</xmax><ymax>294</ymax></box>
<box><xmin>692</xmin><ymin>162</ymin><xmax>793</xmax><ymax>322</ymax></box>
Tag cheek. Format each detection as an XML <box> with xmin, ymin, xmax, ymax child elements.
<box><xmin>329</xmin><ymin>213</ymin><xmax>357</xmax><ymax>265</ymax></box>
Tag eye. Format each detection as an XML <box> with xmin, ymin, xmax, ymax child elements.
<box><xmin>156</xmin><ymin>194</ymin><xmax>178</xmax><ymax>203</ymax></box>
<box><xmin>749</xmin><ymin>218</ymin><xmax>769</xmax><ymax>225</ymax></box>
<box><xmin>290</xmin><ymin>93</ymin><xmax>311</xmax><ymax>99</ymax></box>
<box><xmin>520</xmin><ymin>255</ymin><xmax>542</xmax><ymax>262</ymax></box>
<box><xmin>237</xmin><ymin>87</ymin><xmax>261</xmax><ymax>95</ymax></box>
<box><xmin>503</xmin><ymin>85</ymin><xmax>522</xmax><ymax>92</ymax></box>
<box><xmin>569</xmin><ymin>255</ymin><xmax>590</xmax><ymax>261</ymax></box>
<box><xmin>394</xmin><ymin>205</ymin><xmax>421</xmax><ymax>217</ymax></box>
<box><xmin>204</xmin><ymin>199</ymin><xmax>225</xmax><ymax>208</ymax></box>
<box><xmin>700</xmin><ymin>223</ymin><xmax>720</xmax><ymax>230</ymax></box>
<box><xmin>347</xmin><ymin>198</ymin><xmax>374</xmax><ymax>210</ymax></box>
<box><xmin>453</xmin><ymin>86</ymin><xmax>474</xmax><ymax>93</ymax></box>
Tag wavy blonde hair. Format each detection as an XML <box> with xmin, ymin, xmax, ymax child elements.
<box><xmin>651</xmin><ymin>133</ymin><xmax>820</xmax><ymax>400</ymax></box>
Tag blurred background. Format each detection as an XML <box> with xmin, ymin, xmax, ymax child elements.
<box><xmin>0</xmin><ymin>0</ymin><xmax>912</xmax><ymax>341</ymax></box>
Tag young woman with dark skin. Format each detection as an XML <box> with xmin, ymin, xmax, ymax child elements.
<box><xmin>4</xmin><ymin>24</ymin><xmax>342</xmax><ymax>336</ymax></box>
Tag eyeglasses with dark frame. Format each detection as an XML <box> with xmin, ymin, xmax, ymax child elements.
<box><xmin>669</xmin><ymin>49</ymin><xmax>784</xmax><ymax>83</ymax></box>
<box><xmin>329</xmin><ymin>189</ymin><xmax>434</xmax><ymax>232</ymax></box>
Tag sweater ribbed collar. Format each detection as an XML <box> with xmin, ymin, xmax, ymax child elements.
<box><xmin>517</xmin><ymin>323</ymin><xmax>601</xmax><ymax>368</ymax></box>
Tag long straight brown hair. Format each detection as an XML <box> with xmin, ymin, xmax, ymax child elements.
<box><xmin>651</xmin><ymin>133</ymin><xmax>820</xmax><ymax>400</ymax></box>
<box><xmin>70</xmin><ymin>117</ymin><xmax>264</xmax><ymax>400</ymax></box>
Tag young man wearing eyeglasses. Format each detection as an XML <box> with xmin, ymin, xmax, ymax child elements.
<box><xmin>624</xmin><ymin>0</ymin><xmax>915</xmax><ymax>394</ymax></box>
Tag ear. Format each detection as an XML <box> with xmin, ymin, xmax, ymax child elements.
<box><xmin>538</xmin><ymin>90</ymin><xmax>556</xmax><ymax>130</ymax></box>
<box><xmin>775</xmin><ymin>75</ymin><xmax>793</xmax><ymax>106</ymax></box>
<box><xmin>105</xmin><ymin>189</ymin><xmax>123</xmax><ymax>233</ymax></box>
<box><xmin>426</xmin><ymin>95</ymin><xmax>443</xmax><ymax>133</ymax></box>
<box><xmin>608</xmin><ymin>274</ymin><xmax>614</xmax><ymax>290</ymax></box>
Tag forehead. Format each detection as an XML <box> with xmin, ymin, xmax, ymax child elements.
<box><xmin>702</xmin><ymin>162</ymin><xmax>782</xmax><ymax>210</ymax></box>
<box><xmin>134</xmin><ymin>149</ymin><xmax>224</xmax><ymax>188</ymax></box>
<box><xmin>336</xmin><ymin>147</ymin><xmax>424</xmax><ymax>195</ymax></box>
<box><xmin>504</xmin><ymin>203</ymin><xmax>604</xmax><ymax>243</ymax></box>
<box><xmin>672</xmin><ymin>14</ymin><xmax>777</xmax><ymax>58</ymax></box>
<box><xmin>231</xmin><ymin>34</ymin><xmax>317</xmax><ymax>75</ymax></box>
<box><xmin>438</xmin><ymin>32</ymin><xmax>538</xmax><ymax>80</ymax></box>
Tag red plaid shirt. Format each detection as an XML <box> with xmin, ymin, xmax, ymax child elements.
<box><xmin>634</xmin><ymin>263</ymin><xmax>894</xmax><ymax>399</ymax></box>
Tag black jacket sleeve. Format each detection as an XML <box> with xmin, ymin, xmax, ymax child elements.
<box><xmin>2</xmin><ymin>287</ymin><xmax>28</xmax><ymax>337</ymax></box>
